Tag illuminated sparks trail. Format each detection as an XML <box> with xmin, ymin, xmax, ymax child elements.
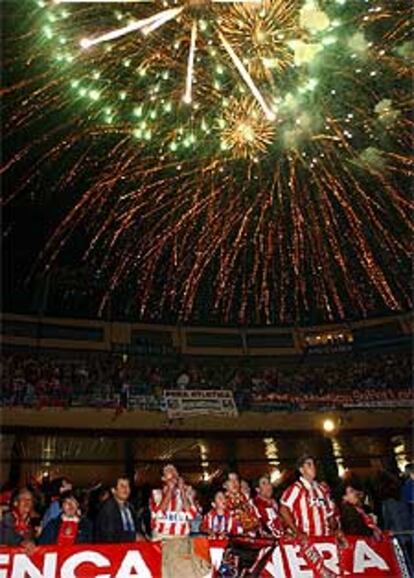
<box><xmin>218</xmin><ymin>30</ymin><xmax>275</xmax><ymax>120</ymax></box>
<box><xmin>183</xmin><ymin>20</ymin><xmax>197</xmax><ymax>104</ymax></box>
<box><xmin>76</xmin><ymin>0</ymin><xmax>267</xmax><ymax>105</ymax></box>
<box><xmin>2</xmin><ymin>0</ymin><xmax>413</xmax><ymax>325</ymax></box>
<box><xmin>79</xmin><ymin>9</ymin><xmax>180</xmax><ymax>48</ymax></box>
<box><xmin>141</xmin><ymin>7</ymin><xmax>184</xmax><ymax>35</ymax></box>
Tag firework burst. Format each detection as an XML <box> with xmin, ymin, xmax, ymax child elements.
<box><xmin>221</xmin><ymin>96</ymin><xmax>275</xmax><ymax>157</ymax></box>
<box><xmin>222</xmin><ymin>0</ymin><xmax>297</xmax><ymax>79</ymax></box>
<box><xmin>1</xmin><ymin>0</ymin><xmax>413</xmax><ymax>324</ymax></box>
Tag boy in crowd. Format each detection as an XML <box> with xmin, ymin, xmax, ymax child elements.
<box><xmin>150</xmin><ymin>464</ymin><xmax>197</xmax><ymax>539</ymax></box>
<box><xmin>253</xmin><ymin>475</ymin><xmax>282</xmax><ymax>538</ymax></box>
<box><xmin>280</xmin><ymin>454</ymin><xmax>345</xmax><ymax>578</ymax></box>
<box><xmin>38</xmin><ymin>494</ymin><xmax>91</xmax><ymax>545</ymax></box>
<box><xmin>280</xmin><ymin>454</ymin><xmax>343</xmax><ymax>540</ymax></box>
<box><xmin>224</xmin><ymin>472</ymin><xmax>260</xmax><ymax>536</ymax></box>
<box><xmin>202</xmin><ymin>490</ymin><xmax>238</xmax><ymax>538</ymax></box>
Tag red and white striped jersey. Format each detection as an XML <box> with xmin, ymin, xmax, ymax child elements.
<box><xmin>201</xmin><ymin>508</ymin><xmax>239</xmax><ymax>536</ymax></box>
<box><xmin>150</xmin><ymin>488</ymin><xmax>197</xmax><ymax>537</ymax></box>
<box><xmin>253</xmin><ymin>495</ymin><xmax>283</xmax><ymax>537</ymax></box>
<box><xmin>280</xmin><ymin>477</ymin><xmax>336</xmax><ymax>536</ymax></box>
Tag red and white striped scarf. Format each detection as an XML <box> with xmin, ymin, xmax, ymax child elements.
<box><xmin>11</xmin><ymin>508</ymin><xmax>31</xmax><ymax>540</ymax></box>
<box><xmin>353</xmin><ymin>503</ymin><xmax>381</xmax><ymax>532</ymax></box>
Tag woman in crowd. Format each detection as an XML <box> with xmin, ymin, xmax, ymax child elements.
<box><xmin>339</xmin><ymin>482</ymin><xmax>382</xmax><ymax>538</ymax></box>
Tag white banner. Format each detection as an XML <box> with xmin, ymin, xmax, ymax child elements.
<box><xmin>163</xmin><ymin>390</ymin><xmax>238</xmax><ymax>418</ymax></box>
<box><xmin>343</xmin><ymin>399</ymin><xmax>413</xmax><ymax>409</ymax></box>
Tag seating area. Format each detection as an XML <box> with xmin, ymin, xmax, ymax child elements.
<box><xmin>1</xmin><ymin>349</ymin><xmax>411</xmax><ymax>411</ymax></box>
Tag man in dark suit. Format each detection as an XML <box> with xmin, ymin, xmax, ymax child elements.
<box><xmin>95</xmin><ymin>475</ymin><xmax>138</xmax><ymax>543</ymax></box>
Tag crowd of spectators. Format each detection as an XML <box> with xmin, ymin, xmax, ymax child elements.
<box><xmin>1</xmin><ymin>350</ymin><xmax>411</xmax><ymax>411</ymax></box>
<box><xmin>0</xmin><ymin>461</ymin><xmax>413</xmax><ymax>574</ymax></box>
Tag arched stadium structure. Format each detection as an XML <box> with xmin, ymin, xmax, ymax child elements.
<box><xmin>1</xmin><ymin>311</ymin><xmax>412</xmax><ymax>491</ymax></box>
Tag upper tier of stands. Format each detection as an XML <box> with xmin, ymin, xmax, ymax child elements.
<box><xmin>2</xmin><ymin>311</ymin><xmax>411</xmax><ymax>358</ymax></box>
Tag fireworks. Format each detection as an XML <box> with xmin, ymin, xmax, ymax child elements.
<box><xmin>1</xmin><ymin>0</ymin><xmax>413</xmax><ymax>324</ymax></box>
<box><xmin>221</xmin><ymin>97</ymin><xmax>275</xmax><ymax>157</ymax></box>
<box><xmin>221</xmin><ymin>0</ymin><xmax>297</xmax><ymax>78</ymax></box>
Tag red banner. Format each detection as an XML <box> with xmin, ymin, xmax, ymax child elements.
<box><xmin>207</xmin><ymin>535</ymin><xmax>404</xmax><ymax>577</ymax></box>
<box><xmin>0</xmin><ymin>536</ymin><xmax>406</xmax><ymax>578</ymax></box>
<box><xmin>0</xmin><ymin>541</ymin><xmax>162</xmax><ymax>578</ymax></box>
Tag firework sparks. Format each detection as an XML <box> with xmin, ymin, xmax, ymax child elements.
<box><xmin>1</xmin><ymin>0</ymin><xmax>413</xmax><ymax>325</ymax></box>
<box><xmin>183</xmin><ymin>20</ymin><xmax>197</xmax><ymax>104</ymax></box>
<box><xmin>75</xmin><ymin>0</ymin><xmax>268</xmax><ymax>113</ymax></box>
<box><xmin>220</xmin><ymin>96</ymin><xmax>275</xmax><ymax>157</ymax></box>
<box><xmin>221</xmin><ymin>0</ymin><xmax>297</xmax><ymax>78</ymax></box>
<box><xmin>79</xmin><ymin>9</ymin><xmax>179</xmax><ymax>48</ymax></box>
<box><xmin>218</xmin><ymin>30</ymin><xmax>276</xmax><ymax>119</ymax></box>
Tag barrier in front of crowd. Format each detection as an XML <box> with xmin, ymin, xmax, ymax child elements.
<box><xmin>207</xmin><ymin>535</ymin><xmax>410</xmax><ymax>578</ymax></box>
<box><xmin>0</xmin><ymin>541</ymin><xmax>161</xmax><ymax>578</ymax></box>
<box><xmin>4</xmin><ymin>386</ymin><xmax>412</xmax><ymax>413</ymax></box>
<box><xmin>0</xmin><ymin>534</ymin><xmax>410</xmax><ymax>578</ymax></box>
